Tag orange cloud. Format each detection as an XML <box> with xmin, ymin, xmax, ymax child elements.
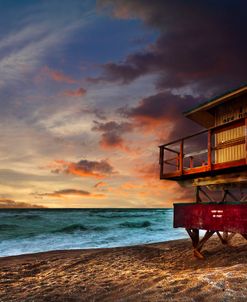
<box><xmin>43</xmin><ymin>66</ymin><xmax>76</xmax><ymax>83</ymax></box>
<box><xmin>92</xmin><ymin>120</ymin><xmax>133</xmax><ymax>151</ymax></box>
<box><xmin>50</xmin><ymin>159</ymin><xmax>115</xmax><ymax>179</ymax></box>
<box><xmin>117</xmin><ymin>92</ymin><xmax>202</xmax><ymax>142</ymax></box>
<box><xmin>63</xmin><ymin>87</ymin><xmax>86</xmax><ymax>97</ymax></box>
<box><xmin>135</xmin><ymin>162</ymin><xmax>159</xmax><ymax>180</ymax></box>
<box><xmin>0</xmin><ymin>199</ymin><xmax>45</xmax><ymax>208</ymax></box>
<box><xmin>120</xmin><ymin>182</ymin><xmax>142</xmax><ymax>190</ymax></box>
<box><xmin>94</xmin><ymin>181</ymin><xmax>108</xmax><ymax>188</ymax></box>
<box><xmin>35</xmin><ymin>189</ymin><xmax>106</xmax><ymax>199</ymax></box>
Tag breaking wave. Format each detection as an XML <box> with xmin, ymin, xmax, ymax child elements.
<box><xmin>0</xmin><ymin>224</ymin><xmax>19</xmax><ymax>231</ymax></box>
<box><xmin>119</xmin><ymin>221</ymin><xmax>152</xmax><ymax>228</ymax></box>
<box><xmin>52</xmin><ymin>224</ymin><xmax>107</xmax><ymax>234</ymax></box>
<box><xmin>0</xmin><ymin>209</ymin><xmax>187</xmax><ymax>257</ymax></box>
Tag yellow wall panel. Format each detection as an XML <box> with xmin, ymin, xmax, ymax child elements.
<box><xmin>214</xmin><ymin>96</ymin><xmax>246</xmax><ymax>164</ymax></box>
<box><xmin>215</xmin><ymin>126</ymin><xmax>245</xmax><ymax>163</ymax></box>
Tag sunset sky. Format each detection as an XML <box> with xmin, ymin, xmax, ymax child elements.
<box><xmin>0</xmin><ymin>0</ymin><xmax>246</xmax><ymax>208</ymax></box>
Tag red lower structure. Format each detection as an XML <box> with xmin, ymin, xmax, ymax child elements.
<box><xmin>174</xmin><ymin>203</ymin><xmax>247</xmax><ymax>233</ymax></box>
<box><xmin>174</xmin><ymin>202</ymin><xmax>247</xmax><ymax>258</ymax></box>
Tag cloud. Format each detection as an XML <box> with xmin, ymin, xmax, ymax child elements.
<box><xmin>50</xmin><ymin>159</ymin><xmax>115</xmax><ymax>178</ymax></box>
<box><xmin>94</xmin><ymin>181</ymin><xmax>108</xmax><ymax>188</ymax></box>
<box><xmin>42</xmin><ymin>66</ymin><xmax>76</xmax><ymax>84</ymax></box>
<box><xmin>87</xmin><ymin>61</ymin><xmax>145</xmax><ymax>85</ymax></box>
<box><xmin>0</xmin><ymin>2</ymin><xmax>87</xmax><ymax>90</ymax></box>
<box><xmin>41</xmin><ymin>189</ymin><xmax>90</xmax><ymax>197</ymax></box>
<box><xmin>96</xmin><ymin>0</ymin><xmax>247</xmax><ymax>95</ymax></box>
<box><xmin>92</xmin><ymin>120</ymin><xmax>133</xmax><ymax>148</ymax></box>
<box><xmin>34</xmin><ymin>189</ymin><xmax>105</xmax><ymax>199</ymax></box>
<box><xmin>0</xmin><ymin>199</ymin><xmax>45</xmax><ymax>208</ymax></box>
<box><xmin>135</xmin><ymin>162</ymin><xmax>159</xmax><ymax>180</ymax></box>
<box><xmin>118</xmin><ymin>91</ymin><xmax>202</xmax><ymax>140</ymax></box>
<box><xmin>63</xmin><ymin>87</ymin><xmax>87</xmax><ymax>97</ymax></box>
<box><xmin>81</xmin><ymin>107</ymin><xmax>106</xmax><ymax>120</ymax></box>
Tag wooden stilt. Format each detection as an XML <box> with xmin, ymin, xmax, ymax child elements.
<box><xmin>240</xmin><ymin>194</ymin><xmax>247</xmax><ymax>202</ymax></box>
<box><xmin>186</xmin><ymin>228</ymin><xmax>199</xmax><ymax>247</ymax></box>
<box><xmin>223</xmin><ymin>232</ymin><xmax>236</xmax><ymax>244</ymax></box>
<box><xmin>195</xmin><ymin>186</ymin><xmax>215</xmax><ymax>203</ymax></box>
<box><xmin>220</xmin><ymin>189</ymin><xmax>238</xmax><ymax>203</ymax></box>
<box><xmin>216</xmin><ymin>231</ymin><xmax>228</xmax><ymax>244</ymax></box>
<box><xmin>216</xmin><ymin>231</ymin><xmax>236</xmax><ymax>245</ymax></box>
<box><xmin>197</xmin><ymin>231</ymin><xmax>215</xmax><ymax>252</ymax></box>
<box><xmin>186</xmin><ymin>229</ymin><xmax>215</xmax><ymax>259</ymax></box>
<box><xmin>200</xmin><ymin>187</ymin><xmax>214</xmax><ymax>202</ymax></box>
<box><xmin>221</xmin><ymin>190</ymin><xmax>228</xmax><ymax>202</ymax></box>
<box><xmin>227</xmin><ymin>191</ymin><xmax>238</xmax><ymax>201</ymax></box>
<box><xmin>196</xmin><ymin>187</ymin><xmax>202</xmax><ymax>203</ymax></box>
<box><xmin>241</xmin><ymin>234</ymin><xmax>247</xmax><ymax>240</ymax></box>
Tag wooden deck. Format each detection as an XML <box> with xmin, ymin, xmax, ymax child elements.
<box><xmin>159</xmin><ymin>118</ymin><xmax>247</xmax><ymax>181</ymax></box>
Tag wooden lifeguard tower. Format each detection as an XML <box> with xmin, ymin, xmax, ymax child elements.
<box><xmin>159</xmin><ymin>85</ymin><xmax>247</xmax><ymax>258</ymax></box>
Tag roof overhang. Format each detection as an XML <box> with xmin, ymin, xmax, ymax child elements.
<box><xmin>184</xmin><ymin>85</ymin><xmax>247</xmax><ymax>128</ymax></box>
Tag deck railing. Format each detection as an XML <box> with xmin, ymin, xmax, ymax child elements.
<box><xmin>159</xmin><ymin>117</ymin><xmax>247</xmax><ymax>179</ymax></box>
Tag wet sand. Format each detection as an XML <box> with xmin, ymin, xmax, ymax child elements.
<box><xmin>1</xmin><ymin>235</ymin><xmax>247</xmax><ymax>302</ymax></box>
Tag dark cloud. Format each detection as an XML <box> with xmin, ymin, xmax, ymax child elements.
<box><xmin>94</xmin><ymin>181</ymin><xmax>107</xmax><ymax>188</ymax></box>
<box><xmin>36</xmin><ymin>189</ymin><xmax>91</xmax><ymax>198</ymax></box>
<box><xmin>0</xmin><ymin>199</ymin><xmax>45</xmax><ymax>208</ymax></box>
<box><xmin>118</xmin><ymin>91</ymin><xmax>202</xmax><ymax>141</ymax></box>
<box><xmin>96</xmin><ymin>0</ymin><xmax>247</xmax><ymax>95</ymax></box>
<box><xmin>63</xmin><ymin>87</ymin><xmax>87</xmax><ymax>97</ymax></box>
<box><xmin>88</xmin><ymin>61</ymin><xmax>147</xmax><ymax>84</ymax></box>
<box><xmin>119</xmin><ymin>92</ymin><xmax>185</xmax><ymax>119</ymax></box>
<box><xmin>92</xmin><ymin>120</ymin><xmax>133</xmax><ymax>148</ymax></box>
<box><xmin>80</xmin><ymin>107</ymin><xmax>106</xmax><ymax>120</ymax></box>
<box><xmin>34</xmin><ymin>189</ymin><xmax>106</xmax><ymax>199</ymax></box>
<box><xmin>51</xmin><ymin>159</ymin><xmax>115</xmax><ymax>178</ymax></box>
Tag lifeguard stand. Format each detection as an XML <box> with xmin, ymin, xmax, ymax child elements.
<box><xmin>159</xmin><ymin>85</ymin><xmax>247</xmax><ymax>258</ymax></box>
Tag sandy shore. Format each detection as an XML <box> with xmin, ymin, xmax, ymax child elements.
<box><xmin>1</xmin><ymin>235</ymin><xmax>247</xmax><ymax>302</ymax></box>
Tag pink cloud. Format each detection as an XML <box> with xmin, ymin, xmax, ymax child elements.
<box><xmin>0</xmin><ymin>199</ymin><xmax>45</xmax><ymax>208</ymax></box>
<box><xmin>63</xmin><ymin>87</ymin><xmax>87</xmax><ymax>97</ymax></box>
<box><xmin>49</xmin><ymin>159</ymin><xmax>115</xmax><ymax>179</ymax></box>
<box><xmin>43</xmin><ymin>66</ymin><xmax>76</xmax><ymax>84</ymax></box>
<box><xmin>34</xmin><ymin>189</ymin><xmax>106</xmax><ymax>199</ymax></box>
<box><xmin>92</xmin><ymin>120</ymin><xmax>133</xmax><ymax>150</ymax></box>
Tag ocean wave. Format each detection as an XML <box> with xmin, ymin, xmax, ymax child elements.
<box><xmin>0</xmin><ymin>224</ymin><xmax>19</xmax><ymax>231</ymax></box>
<box><xmin>14</xmin><ymin>214</ymin><xmax>42</xmax><ymax>220</ymax></box>
<box><xmin>52</xmin><ymin>224</ymin><xmax>107</xmax><ymax>234</ymax></box>
<box><xmin>0</xmin><ymin>214</ymin><xmax>42</xmax><ymax>220</ymax></box>
<box><xmin>96</xmin><ymin>214</ymin><xmax>149</xmax><ymax>219</ymax></box>
<box><xmin>119</xmin><ymin>221</ymin><xmax>151</xmax><ymax>228</ymax></box>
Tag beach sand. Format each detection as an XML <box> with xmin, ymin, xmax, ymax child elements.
<box><xmin>1</xmin><ymin>235</ymin><xmax>247</xmax><ymax>302</ymax></box>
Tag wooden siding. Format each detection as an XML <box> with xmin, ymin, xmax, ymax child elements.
<box><xmin>215</xmin><ymin>95</ymin><xmax>247</xmax><ymax>126</ymax></box>
<box><xmin>184</xmin><ymin>86</ymin><xmax>247</xmax><ymax>128</ymax></box>
<box><xmin>215</xmin><ymin>125</ymin><xmax>245</xmax><ymax>163</ymax></box>
<box><xmin>215</xmin><ymin>96</ymin><xmax>246</xmax><ymax>163</ymax></box>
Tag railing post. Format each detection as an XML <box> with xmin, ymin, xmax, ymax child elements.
<box><xmin>189</xmin><ymin>156</ymin><xmax>194</xmax><ymax>168</ymax></box>
<box><xmin>245</xmin><ymin>118</ymin><xmax>247</xmax><ymax>164</ymax></box>
<box><xmin>176</xmin><ymin>157</ymin><xmax>179</xmax><ymax>170</ymax></box>
<box><xmin>180</xmin><ymin>140</ymin><xmax>184</xmax><ymax>175</ymax></box>
<box><xmin>208</xmin><ymin>129</ymin><xmax>212</xmax><ymax>170</ymax></box>
<box><xmin>159</xmin><ymin>146</ymin><xmax>164</xmax><ymax>178</ymax></box>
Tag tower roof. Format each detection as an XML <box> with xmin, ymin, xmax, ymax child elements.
<box><xmin>184</xmin><ymin>84</ymin><xmax>247</xmax><ymax>128</ymax></box>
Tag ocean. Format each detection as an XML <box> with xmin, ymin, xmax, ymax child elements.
<box><xmin>0</xmin><ymin>208</ymin><xmax>187</xmax><ymax>257</ymax></box>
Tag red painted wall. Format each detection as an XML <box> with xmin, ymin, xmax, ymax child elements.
<box><xmin>174</xmin><ymin>203</ymin><xmax>247</xmax><ymax>233</ymax></box>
